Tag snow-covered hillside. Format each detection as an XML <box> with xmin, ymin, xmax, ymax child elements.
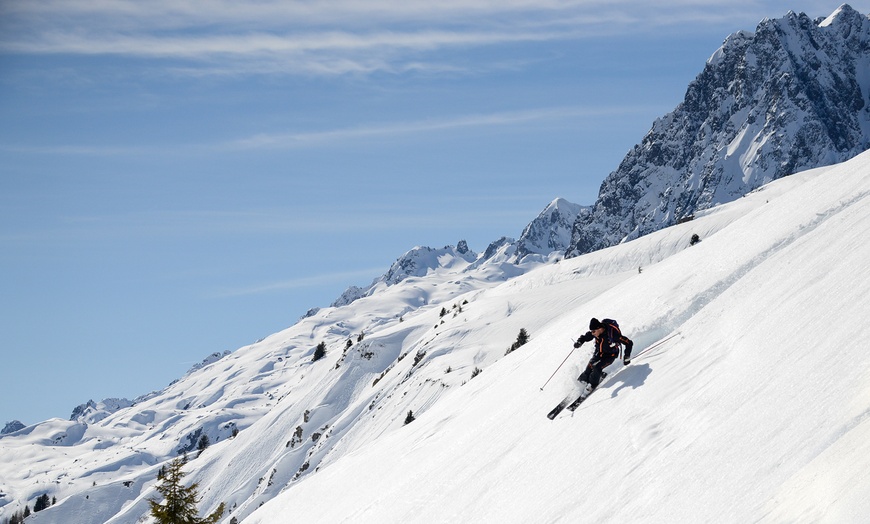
<box><xmin>4</xmin><ymin>149</ymin><xmax>869</xmax><ymax>523</ymax></box>
<box><xmin>245</xmin><ymin>148</ymin><xmax>870</xmax><ymax>522</ymax></box>
<box><xmin>330</xmin><ymin>196</ymin><xmax>589</xmax><ymax>310</ymax></box>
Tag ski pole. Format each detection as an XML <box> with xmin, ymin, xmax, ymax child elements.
<box><xmin>540</xmin><ymin>342</ymin><xmax>579</xmax><ymax>391</ymax></box>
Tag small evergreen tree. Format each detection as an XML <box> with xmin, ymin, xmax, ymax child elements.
<box><xmin>196</xmin><ymin>434</ymin><xmax>210</xmax><ymax>457</ymax></box>
<box><xmin>34</xmin><ymin>493</ymin><xmax>51</xmax><ymax>512</ymax></box>
<box><xmin>10</xmin><ymin>509</ymin><xmax>27</xmax><ymax>524</ymax></box>
<box><xmin>505</xmin><ymin>328</ymin><xmax>530</xmax><ymax>355</ymax></box>
<box><xmin>404</xmin><ymin>410</ymin><xmax>416</xmax><ymax>425</ymax></box>
<box><xmin>149</xmin><ymin>457</ymin><xmax>225</xmax><ymax>524</ymax></box>
<box><xmin>312</xmin><ymin>342</ymin><xmax>327</xmax><ymax>362</ymax></box>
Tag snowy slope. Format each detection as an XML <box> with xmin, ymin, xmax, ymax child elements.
<box><xmin>240</xmin><ymin>150</ymin><xmax>870</xmax><ymax>523</ymax></box>
<box><xmin>4</xmin><ymin>151</ymin><xmax>868</xmax><ymax>524</ymax></box>
<box><xmin>6</xmin><ymin>151</ymin><xmax>869</xmax><ymax>523</ymax></box>
<box><xmin>330</xmin><ymin>194</ymin><xmax>588</xmax><ymax>310</ymax></box>
<box><xmin>0</xmin><ymin>230</ymin><xmax>557</xmax><ymax>522</ymax></box>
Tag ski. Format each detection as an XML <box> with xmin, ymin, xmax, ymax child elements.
<box><xmin>567</xmin><ymin>394</ymin><xmax>588</xmax><ymax>411</ymax></box>
<box><xmin>546</xmin><ymin>399</ymin><xmax>569</xmax><ymax>420</ymax></box>
<box><xmin>547</xmin><ymin>372</ymin><xmax>607</xmax><ymax>419</ymax></box>
<box><xmin>547</xmin><ymin>391</ymin><xmax>589</xmax><ymax>419</ymax></box>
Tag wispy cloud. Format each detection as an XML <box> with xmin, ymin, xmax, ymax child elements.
<box><xmin>6</xmin><ymin>29</ymin><xmax>568</xmax><ymax>57</ymax></box>
<box><xmin>213</xmin><ymin>267</ymin><xmax>387</xmax><ymax>298</ymax></box>
<box><xmin>0</xmin><ymin>28</ymin><xmax>569</xmax><ymax>77</ymax></box>
<box><xmin>0</xmin><ymin>0</ymin><xmax>773</xmax><ymax>77</ymax></box>
<box><xmin>4</xmin><ymin>1</ymin><xmax>749</xmax><ymax>29</ymax></box>
<box><xmin>229</xmin><ymin>105</ymin><xmax>653</xmax><ymax>149</ymax></box>
<box><xmin>0</xmin><ymin>104</ymin><xmax>660</xmax><ymax>155</ymax></box>
<box><xmin>0</xmin><ymin>203</ymin><xmax>540</xmax><ymax>248</ymax></box>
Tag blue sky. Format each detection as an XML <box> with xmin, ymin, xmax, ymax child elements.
<box><xmin>1</xmin><ymin>1</ymin><xmax>863</xmax><ymax>425</ymax></box>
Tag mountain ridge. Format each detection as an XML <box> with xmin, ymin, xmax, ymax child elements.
<box><xmin>566</xmin><ymin>3</ymin><xmax>870</xmax><ymax>256</ymax></box>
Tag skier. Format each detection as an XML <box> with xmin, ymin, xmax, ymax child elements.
<box><xmin>573</xmin><ymin>317</ymin><xmax>633</xmax><ymax>401</ymax></box>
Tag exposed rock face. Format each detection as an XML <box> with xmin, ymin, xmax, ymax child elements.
<box><xmin>568</xmin><ymin>5</ymin><xmax>870</xmax><ymax>256</ymax></box>
<box><xmin>515</xmin><ymin>198</ymin><xmax>588</xmax><ymax>261</ymax></box>
<box><xmin>1</xmin><ymin>420</ymin><xmax>25</xmax><ymax>435</ymax></box>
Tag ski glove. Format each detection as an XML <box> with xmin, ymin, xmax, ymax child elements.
<box><xmin>573</xmin><ymin>339</ymin><xmax>584</xmax><ymax>348</ymax></box>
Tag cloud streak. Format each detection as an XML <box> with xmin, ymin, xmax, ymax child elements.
<box><xmin>7</xmin><ymin>29</ymin><xmax>568</xmax><ymax>57</ymax></box>
<box><xmin>213</xmin><ymin>267</ymin><xmax>387</xmax><ymax>298</ymax></box>
<box><xmin>0</xmin><ymin>104</ymin><xmax>661</xmax><ymax>155</ymax></box>
<box><xmin>0</xmin><ymin>0</ymin><xmax>775</xmax><ymax>76</ymax></box>
<box><xmin>3</xmin><ymin>1</ymin><xmax>753</xmax><ymax>28</ymax></box>
<box><xmin>229</xmin><ymin>105</ymin><xmax>655</xmax><ymax>149</ymax></box>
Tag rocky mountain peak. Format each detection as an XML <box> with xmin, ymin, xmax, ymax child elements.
<box><xmin>566</xmin><ymin>5</ymin><xmax>870</xmax><ymax>257</ymax></box>
<box><xmin>515</xmin><ymin>198</ymin><xmax>588</xmax><ymax>261</ymax></box>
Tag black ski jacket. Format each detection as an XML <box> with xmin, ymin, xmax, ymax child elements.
<box><xmin>578</xmin><ymin>319</ymin><xmax>633</xmax><ymax>360</ymax></box>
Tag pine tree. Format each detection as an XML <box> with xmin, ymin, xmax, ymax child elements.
<box><xmin>516</xmin><ymin>328</ymin><xmax>529</xmax><ymax>346</ymax></box>
<box><xmin>149</xmin><ymin>457</ymin><xmax>225</xmax><ymax>524</ymax></box>
<box><xmin>312</xmin><ymin>342</ymin><xmax>327</xmax><ymax>362</ymax></box>
<box><xmin>505</xmin><ymin>328</ymin><xmax>530</xmax><ymax>355</ymax></box>
<box><xmin>34</xmin><ymin>493</ymin><xmax>51</xmax><ymax>512</ymax></box>
<box><xmin>196</xmin><ymin>434</ymin><xmax>210</xmax><ymax>457</ymax></box>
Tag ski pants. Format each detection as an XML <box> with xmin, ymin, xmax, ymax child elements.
<box><xmin>578</xmin><ymin>355</ymin><xmax>616</xmax><ymax>389</ymax></box>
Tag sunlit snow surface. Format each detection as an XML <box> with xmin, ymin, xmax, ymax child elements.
<box><xmin>5</xmin><ymin>149</ymin><xmax>868</xmax><ymax>523</ymax></box>
<box><xmin>242</xmin><ymin>151</ymin><xmax>870</xmax><ymax>523</ymax></box>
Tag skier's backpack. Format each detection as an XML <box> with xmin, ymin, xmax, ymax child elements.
<box><xmin>601</xmin><ymin>319</ymin><xmax>623</xmax><ymax>355</ymax></box>
<box><xmin>602</xmin><ymin>318</ymin><xmax>620</xmax><ymax>334</ymax></box>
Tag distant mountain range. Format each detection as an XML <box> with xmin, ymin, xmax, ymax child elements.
<box><xmin>332</xmin><ymin>5</ymin><xmax>870</xmax><ymax>304</ymax></box>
